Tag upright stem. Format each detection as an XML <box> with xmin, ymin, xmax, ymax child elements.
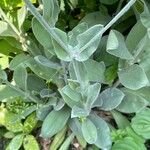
<box><xmin>101</xmin><ymin>0</ymin><xmax>136</xmax><ymax>34</ymax></box>
<box><xmin>72</xmin><ymin>59</ymin><xmax>82</xmax><ymax>84</ymax></box>
<box><xmin>23</xmin><ymin>0</ymin><xmax>68</xmax><ymax>51</ymax></box>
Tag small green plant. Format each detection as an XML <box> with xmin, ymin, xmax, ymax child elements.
<box><xmin>1</xmin><ymin>0</ymin><xmax>150</xmax><ymax>149</ymax></box>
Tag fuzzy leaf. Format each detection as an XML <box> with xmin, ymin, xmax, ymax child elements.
<box><xmin>75</xmin><ymin>24</ymin><xmax>103</xmax><ymax>61</ymax></box>
<box><xmin>116</xmin><ymin>88</ymin><xmax>149</xmax><ymax>113</ymax></box>
<box><xmin>118</xmin><ymin>64</ymin><xmax>149</xmax><ymax>90</ymax></box>
<box><xmin>89</xmin><ymin>114</ymin><xmax>112</xmax><ymax>149</ymax></box>
<box><xmin>23</xmin><ymin>135</ymin><xmax>40</xmax><ymax>150</ymax></box>
<box><xmin>81</xmin><ymin>118</ymin><xmax>97</xmax><ymax>144</ymax></box>
<box><xmin>14</xmin><ymin>66</ymin><xmax>27</xmax><ymax>91</ymax></box>
<box><xmin>41</xmin><ymin>107</ymin><xmax>70</xmax><ymax>138</ymax></box>
<box><xmin>9</xmin><ymin>54</ymin><xmax>30</xmax><ymax>70</ymax></box>
<box><xmin>6</xmin><ymin>134</ymin><xmax>24</xmax><ymax>150</ymax></box>
<box><xmin>131</xmin><ymin>108</ymin><xmax>150</xmax><ymax>139</ymax></box>
<box><xmin>107</xmin><ymin>30</ymin><xmax>133</xmax><ymax>60</ymax></box>
<box><xmin>96</xmin><ymin>88</ymin><xmax>124</xmax><ymax>111</ymax></box>
<box><xmin>112</xmin><ymin>137</ymin><xmax>146</xmax><ymax>150</ymax></box>
<box><xmin>32</xmin><ymin>18</ymin><xmax>55</xmax><ymax>55</ymax></box>
<box><xmin>42</xmin><ymin>0</ymin><xmax>60</xmax><ymax>26</ymax></box>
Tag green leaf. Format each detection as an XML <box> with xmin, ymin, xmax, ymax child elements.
<box><xmin>118</xmin><ymin>64</ymin><xmax>149</xmax><ymax>90</ymax></box>
<box><xmin>75</xmin><ymin>24</ymin><xmax>103</xmax><ymax>61</ymax></box>
<box><xmin>68</xmin><ymin>22</ymin><xmax>88</xmax><ymax>47</ymax></box>
<box><xmin>112</xmin><ymin>137</ymin><xmax>146</xmax><ymax>150</ymax></box>
<box><xmin>23</xmin><ymin>112</ymin><xmax>38</xmax><ymax>134</ymax></box>
<box><xmin>9</xmin><ymin>54</ymin><xmax>30</xmax><ymax>70</ymax></box>
<box><xmin>140</xmin><ymin>0</ymin><xmax>150</xmax><ymax>28</ymax></box>
<box><xmin>86</xmin><ymin>83</ymin><xmax>101</xmax><ymax>108</ymax></box>
<box><xmin>80</xmin><ymin>11</ymin><xmax>110</xmax><ymax>27</ymax></box>
<box><xmin>83</xmin><ymin>59</ymin><xmax>105</xmax><ymax>82</ymax></box>
<box><xmin>126</xmin><ymin>21</ymin><xmax>146</xmax><ymax>52</ymax></box>
<box><xmin>69</xmin><ymin>118</ymin><xmax>84</xmax><ymax>139</ymax></box>
<box><xmin>14</xmin><ymin>66</ymin><xmax>27</xmax><ymax>90</ymax></box>
<box><xmin>6</xmin><ymin>134</ymin><xmax>24</xmax><ymax>150</ymax></box>
<box><xmin>32</xmin><ymin>18</ymin><xmax>55</xmax><ymax>55</ymax></box>
<box><xmin>0</xmin><ymin>21</ymin><xmax>17</xmax><ymax>37</ymax></box>
<box><xmin>52</xmin><ymin>28</ymin><xmax>71</xmax><ymax>61</ymax></box>
<box><xmin>42</xmin><ymin>0</ymin><xmax>60</xmax><ymax>26</ymax></box>
<box><xmin>0</xmin><ymin>67</ymin><xmax>7</xmax><ymax>80</ymax></box>
<box><xmin>0</xmin><ymin>85</ymin><xmax>22</xmax><ymax>102</ymax></box>
<box><xmin>59</xmin><ymin>133</ymin><xmax>75</xmax><ymax>150</ymax></box>
<box><xmin>107</xmin><ymin>30</ymin><xmax>133</xmax><ymax>60</ymax></box>
<box><xmin>95</xmin><ymin>88</ymin><xmax>124</xmax><ymax>111</ymax></box>
<box><xmin>71</xmin><ymin>106</ymin><xmax>89</xmax><ymax>118</ymax></box>
<box><xmin>0</xmin><ymin>54</ymin><xmax>9</xmax><ymax>69</ymax></box>
<box><xmin>34</xmin><ymin>55</ymin><xmax>61</xmax><ymax>69</ymax></box>
<box><xmin>111</xmin><ymin>110</ymin><xmax>130</xmax><ymax>129</ymax></box>
<box><xmin>116</xmin><ymin>88</ymin><xmax>149</xmax><ymax>113</ymax></box>
<box><xmin>41</xmin><ymin>107</ymin><xmax>70</xmax><ymax>138</ymax></box>
<box><xmin>27</xmin><ymin>74</ymin><xmax>46</xmax><ymax>93</ymax></box>
<box><xmin>17</xmin><ymin>6</ymin><xmax>27</xmax><ymax>30</ymax></box>
<box><xmin>50</xmin><ymin>126</ymin><xmax>67</xmax><ymax>150</ymax></box>
<box><xmin>131</xmin><ymin>108</ymin><xmax>150</xmax><ymax>139</ymax></box>
<box><xmin>5</xmin><ymin>112</ymin><xmax>23</xmax><ymax>133</ymax></box>
<box><xmin>100</xmin><ymin>0</ymin><xmax>118</xmax><ymax>5</ymax></box>
<box><xmin>81</xmin><ymin>118</ymin><xmax>97</xmax><ymax>144</ymax></box>
<box><xmin>89</xmin><ymin>114</ymin><xmax>112</xmax><ymax>149</ymax></box>
<box><xmin>26</xmin><ymin>57</ymin><xmax>58</xmax><ymax>81</ymax></box>
<box><xmin>23</xmin><ymin>135</ymin><xmax>40</xmax><ymax>150</ymax></box>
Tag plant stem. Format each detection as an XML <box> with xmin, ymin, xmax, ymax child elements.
<box><xmin>23</xmin><ymin>0</ymin><xmax>68</xmax><ymax>51</ymax></box>
<box><xmin>0</xmin><ymin>7</ymin><xmax>21</xmax><ymax>38</ymax></box>
<box><xmin>72</xmin><ymin>59</ymin><xmax>82</xmax><ymax>84</ymax></box>
<box><xmin>4</xmin><ymin>80</ymin><xmax>39</xmax><ymax>103</ymax></box>
<box><xmin>101</xmin><ymin>0</ymin><xmax>136</xmax><ymax>34</ymax></box>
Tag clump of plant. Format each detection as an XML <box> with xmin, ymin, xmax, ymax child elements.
<box><xmin>1</xmin><ymin>0</ymin><xmax>150</xmax><ymax>149</ymax></box>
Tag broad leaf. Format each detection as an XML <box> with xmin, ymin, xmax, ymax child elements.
<box><xmin>34</xmin><ymin>55</ymin><xmax>61</xmax><ymax>69</ymax></box>
<box><xmin>140</xmin><ymin>0</ymin><xmax>150</xmax><ymax>28</ymax></box>
<box><xmin>41</xmin><ymin>107</ymin><xmax>70</xmax><ymax>138</ymax></box>
<box><xmin>89</xmin><ymin>114</ymin><xmax>112</xmax><ymax>149</ymax></box>
<box><xmin>81</xmin><ymin>118</ymin><xmax>97</xmax><ymax>144</ymax></box>
<box><xmin>17</xmin><ymin>6</ymin><xmax>27</xmax><ymax>30</ymax></box>
<box><xmin>42</xmin><ymin>0</ymin><xmax>60</xmax><ymax>26</ymax></box>
<box><xmin>83</xmin><ymin>59</ymin><xmax>105</xmax><ymax>82</ymax></box>
<box><xmin>23</xmin><ymin>112</ymin><xmax>38</xmax><ymax>134</ymax></box>
<box><xmin>131</xmin><ymin>108</ymin><xmax>150</xmax><ymax>139</ymax></box>
<box><xmin>107</xmin><ymin>30</ymin><xmax>133</xmax><ymax>60</ymax></box>
<box><xmin>95</xmin><ymin>88</ymin><xmax>124</xmax><ymax>111</ymax></box>
<box><xmin>26</xmin><ymin>57</ymin><xmax>59</xmax><ymax>81</ymax></box>
<box><xmin>0</xmin><ymin>21</ymin><xmax>17</xmax><ymax>37</ymax></box>
<box><xmin>118</xmin><ymin>64</ymin><xmax>149</xmax><ymax>90</ymax></box>
<box><xmin>111</xmin><ymin>110</ymin><xmax>130</xmax><ymax>129</ymax></box>
<box><xmin>0</xmin><ymin>85</ymin><xmax>22</xmax><ymax>102</ymax></box>
<box><xmin>75</xmin><ymin>24</ymin><xmax>103</xmax><ymax>61</ymax></box>
<box><xmin>32</xmin><ymin>18</ymin><xmax>55</xmax><ymax>55</ymax></box>
<box><xmin>14</xmin><ymin>66</ymin><xmax>27</xmax><ymax>91</ymax></box>
<box><xmin>6</xmin><ymin>134</ymin><xmax>24</xmax><ymax>150</ymax></box>
<box><xmin>116</xmin><ymin>88</ymin><xmax>149</xmax><ymax>113</ymax></box>
<box><xmin>112</xmin><ymin>137</ymin><xmax>146</xmax><ymax>150</ymax></box>
<box><xmin>23</xmin><ymin>135</ymin><xmax>40</xmax><ymax>150</ymax></box>
<box><xmin>9</xmin><ymin>54</ymin><xmax>30</xmax><ymax>70</ymax></box>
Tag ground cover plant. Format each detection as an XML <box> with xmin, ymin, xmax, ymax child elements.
<box><xmin>0</xmin><ymin>0</ymin><xmax>150</xmax><ymax>149</ymax></box>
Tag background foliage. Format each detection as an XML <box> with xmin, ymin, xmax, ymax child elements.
<box><xmin>0</xmin><ymin>0</ymin><xmax>150</xmax><ymax>150</ymax></box>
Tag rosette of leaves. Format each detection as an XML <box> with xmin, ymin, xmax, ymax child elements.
<box><xmin>1</xmin><ymin>0</ymin><xmax>150</xmax><ymax>149</ymax></box>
